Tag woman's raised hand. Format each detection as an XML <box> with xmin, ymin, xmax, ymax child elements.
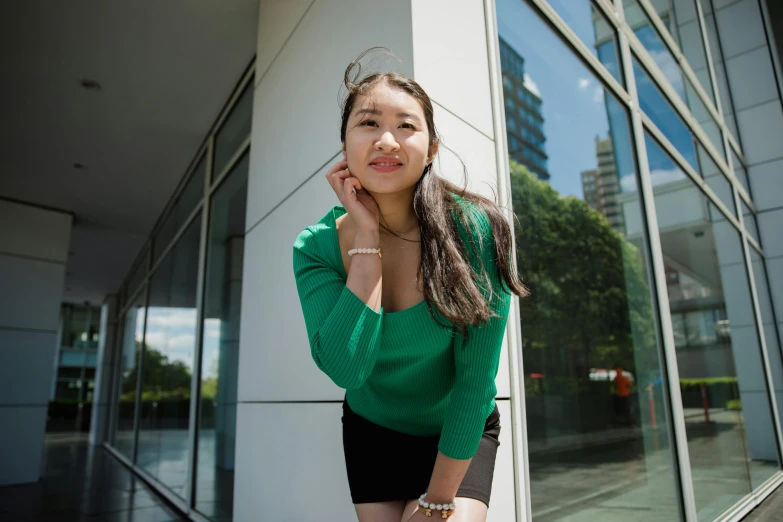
<box><xmin>325</xmin><ymin>160</ymin><xmax>380</xmax><ymax>232</ymax></box>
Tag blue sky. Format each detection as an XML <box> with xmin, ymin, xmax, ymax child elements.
<box><xmin>497</xmin><ymin>0</ymin><xmax>613</xmax><ymax>199</ymax></box>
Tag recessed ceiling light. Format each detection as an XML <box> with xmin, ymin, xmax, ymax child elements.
<box><xmin>73</xmin><ymin>163</ymin><xmax>87</xmax><ymax>170</ymax></box>
<box><xmin>80</xmin><ymin>79</ymin><xmax>101</xmax><ymax>91</ymax></box>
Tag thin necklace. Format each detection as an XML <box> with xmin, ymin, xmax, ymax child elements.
<box><xmin>379</xmin><ymin>220</ymin><xmax>421</xmax><ymax>243</ymax></box>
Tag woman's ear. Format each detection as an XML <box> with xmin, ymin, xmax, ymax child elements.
<box><xmin>341</xmin><ymin>143</ymin><xmax>347</xmax><ymax>159</ymax></box>
<box><xmin>428</xmin><ymin>140</ymin><xmax>439</xmax><ymax>163</ymax></box>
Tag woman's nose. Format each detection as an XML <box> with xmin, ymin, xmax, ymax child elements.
<box><xmin>375</xmin><ymin>131</ymin><xmax>399</xmax><ymax>152</ymax></box>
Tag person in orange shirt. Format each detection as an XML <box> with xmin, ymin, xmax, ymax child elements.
<box><xmin>613</xmin><ymin>366</ymin><xmax>632</xmax><ymax>426</ymax></box>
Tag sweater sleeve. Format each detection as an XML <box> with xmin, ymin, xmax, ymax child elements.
<box><xmin>438</xmin><ymin>208</ymin><xmax>512</xmax><ymax>460</ymax></box>
<box><xmin>293</xmin><ymin>227</ymin><xmax>384</xmax><ymax>390</ymax></box>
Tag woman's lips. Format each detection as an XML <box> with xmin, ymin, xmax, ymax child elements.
<box><xmin>369</xmin><ymin>163</ymin><xmax>402</xmax><ymax>173</ymax></box>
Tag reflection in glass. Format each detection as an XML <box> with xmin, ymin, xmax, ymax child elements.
<box><xmin>194</xmin><ymin>153</ymin><xmax>249</xmax><ymax>521</ymax></box>
<box><xmin>626</xmin><ymin>0</ymin><xmax>724</xmax><ymax>159</ymax></box>
<box><xmin>497</xmin><ymin>1</ymin><xmax>680</xmax><ymax>519</ymax></box>
<box><xmin>545</xmin><ymin>0</ymin><xmax>624</xmax><ymax>85</ymax></box>
<box><xmin>154</xmin><ymin>155</ymin><xmax>205</xmax><ymax>263</ymax></box>
<box><xmin>646</xmin><ymin>134</ymin><xmax>780</xmax><ymax>518</ymax></box>
<box><xmin>731</xmin><ymin>148</ymin><xmax>750</xmax><ymax>195</ymax></box>
<box><xmin>741</xmin><ymin>201</ymin><xmax>759</xmax><ymax>245</ymax></box>
<box><xmin>699</xmin><ymin>0</ymin><xmax>740</xmax><ymax>142</ymax></box>
<box><xmin>634</xmin><ymin>57</ymin><xmax>698</xmax><ymax>170</ymax></box>
<box><xmin>114</xmin><ymin>295</ymin><xmax>147</xmax><ymax>460</ymax></box>
<box><xmin>214</xmin><ymin>83</ymin><xmax>253</xmax><ymax>180</ymax></box>
<box><xmin>697</xmin><ymin>143</ymin><xmax>734</xmax><ymax>216</ymax></box>
<box><xmin>137</xmin><ymin>215</ymin><xmax>201</xmax><ymax>498</ymax></box>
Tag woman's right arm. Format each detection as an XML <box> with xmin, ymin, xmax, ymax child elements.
<box><xmin>291</xmin><ymin>159</ymin><xmax>384</xmax><ymax>390</ymax></box>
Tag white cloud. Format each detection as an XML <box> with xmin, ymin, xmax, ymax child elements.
<box><xmin>592</xmin><ymin>86</ymin><xmax>605</xmax><ymax>104</ymax></box>
<box><xmin>620</xmin><ymin>174</ymin><xmax>638</xmax><ymax>193</ymax></box>
<box><xmin>648</xmin><ymin>50</ymin><xmax>685</xmax><ymax>98</ymax></box>
<box><xmin>523</xmin><ymin>72</ymin><xmax>541</xmax><ymax>97</ymax></box>
<box><xmin>650</xmin><ymin>168</ymin><xmax>685</xmax><ymax>187</ymax></box>
<box><xmin>578</xmin><ymin>78</ymin><xmax>590</xmax><ymax>89</ymax></box>
<box><xmin>147</xmin><ymin>308</ymin><xmax>197</xmax><ymax>328</ymax></box>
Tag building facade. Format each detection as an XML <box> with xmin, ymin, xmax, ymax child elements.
<box><xmin>1</xmin><ymin>1</ymin><xmax>783</xmax><ymax>521</ymax></box>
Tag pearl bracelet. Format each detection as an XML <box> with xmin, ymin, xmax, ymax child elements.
<box><xmin>418</xmin><ymin>494</ymin><xmax>456</xmax><ymax>518</ymax></box>
<box><xmin>347</xmin><ymin>247</ymin><xmax>383</xmax><ymax>258</ymax></box>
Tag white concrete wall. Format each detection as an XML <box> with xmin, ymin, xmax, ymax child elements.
<box><xmin>710</xmin><ymin>0</ymin><xmax>783</xmax><ymax>442</ymax></box>
<box><xmin>234</xmin><ymin>0</ymin><xmax>516</xmax><ymax>520</ymax></box>
<box><xmin>0</xmin><ymin>199</ymin><xmax>72</xmax><ymax>485</ymax></box>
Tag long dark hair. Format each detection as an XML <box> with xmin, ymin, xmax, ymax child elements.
<box><xmin>340</xmin><ymin>51</ymin><xmax>528</xmax><ymax>333</ymax></box>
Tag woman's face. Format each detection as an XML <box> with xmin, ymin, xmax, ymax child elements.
<box><xmin>342</xmin><ymin>82</ymin><xmax>435</xmax><ymax>196</ymax></box>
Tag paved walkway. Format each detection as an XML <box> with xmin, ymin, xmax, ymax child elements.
<box><xmin>745</xmin><ymin>485</ymin><xmax>783</xmax><ymax>522</ymax></box>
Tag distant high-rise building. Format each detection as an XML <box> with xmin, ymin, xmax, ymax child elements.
<box><xmin>498</xmin><ymin>38</ymin><xmax>549</xmax><ymax>181</ymax></box>
<box><xmin>581</xmin><ymin>137</ymin><xmax>624</xmax><ymax>234</ymax></box>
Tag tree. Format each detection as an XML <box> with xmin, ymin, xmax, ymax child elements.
<box><xmin>509</xmin><ymin>161</ymin><xmax>657</xmax><ymax>394</ymax></box>
<box><xmin>120</xmin><ymin>343</ymin><xmax>193</xmax><ymax>400</ymax></box>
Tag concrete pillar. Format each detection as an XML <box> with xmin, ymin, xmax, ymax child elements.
<box><xmin>0</xmin><ymin>199</ymin><xmax>72</xmax><ymax>485</ymax></box>
<box><xmin>89</xmin><ymin>295</ymin><xmax>119</xmax><ymax>446</ymax></box>
<box><xmin>707</xmin><ymin>0</ymin><xmax>783</xmax><ymax>456</ymax></box>
<box><xmin>233</xmin><ymin>1</ymin><xmax>515</xmax><ymax>520</ymax></box>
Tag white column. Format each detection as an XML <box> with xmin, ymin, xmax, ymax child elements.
<box><xmin>0</xmin><ymin>199</ymin><xmax>72</xmax><ymax>485</ymax></box>
<box><xmin>89</xmin><ymin>295</ymin><xmax>119</xmax><ymax>446</ymax></box>
<box><xmin>234</xmin><ymin>1</ymin><xmax>516</xmax><ymax>520</ymax></box>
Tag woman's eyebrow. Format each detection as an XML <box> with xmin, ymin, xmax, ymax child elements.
<box><xmin>354</xmin><ymin>108</ymin><xmax>422</xmax><ymax>123</ymax></box>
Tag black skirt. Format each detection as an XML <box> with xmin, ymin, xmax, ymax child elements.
<box><xmin>341</xmin><ymin>397</ymin><xmax>501</xmax><ymax>506</ymax></box>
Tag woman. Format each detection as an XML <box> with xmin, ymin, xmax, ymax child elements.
<box><xmin>293</xmin><ymin>54</ymin><xmax>527</xmax><ymax>522</ymax></box>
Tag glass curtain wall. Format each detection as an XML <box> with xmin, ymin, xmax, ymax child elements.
<box><xmin>107</xmin><ymin>68</ymin><xmax>253</xmax><ymax>522</ymax></box>
<box><xmin>496</xmin><ymin>1</ymin><xmax>782</xmax><ymax>521</ymax></box>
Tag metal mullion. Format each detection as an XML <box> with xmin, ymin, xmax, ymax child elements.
<box><xmin>184</xmin><ymin>135</ymin><xmax>214</xmax><ymax>511</ymax></box>
<box><xmin>107</xmin><ymin>311</ymin><xmax>126</xmax><ymax>446</ymax></box>
<box><xmin>636</xmin><ymin>0</ymin><xmax>724</xmax><ymax>129</ymax></box>
<box><xmin>148</xmin><ymin>201</ymin><xmax>204</xmax><ymax>277</ymax></box>
<box><xmin>692</xmin><ymin>0</ymin><xmax>753</xmax><ymax>211</ymax></box>
<box><xmin>131</xmin><ymin>280</ymin><xmax>152</xmax><ymax>465</ymax></box>
<box><xmin>712</xmin><ymin>472</ymin><xmax>783</xmax><ymax>522</ymax></box>
<box><xmin>747</xmin><ymin>234</ymin><xmax>762</xmax><ymax>253</ymax></box>
<box><xmin>615</xmin><ymin>0</ymin><xmax>698</xmax><ymax>519</ymax></box>
<box><xmin>736</xmin><ymin>187</ymin><xmax>783</xmax><ymax>468</ymax></box>
<box><xmin>212</xmin><ymin>65</ymin><xmax>256</xmax><ymax>139</ymax></box>
<box><xmin>593</xmin><ymin>0</ymin><xmax>621</xmax><ymax>28</ymax></box>
<box><xmin>529</xmin><ymin>0</ymin><xmax>631</xmax><ymax>106</ymax></box>
<box><xmin>626</xmin><ymin>29</ymin><xmax>732</xmax><ymax>177</ymax></box>
<box><xmin>640</xmin><ymin>112</ymin><xmax>742</xmax><ymax>231</ymax></box>
<box><xmin>484</xmin><ymin>0</ymin><xmax>531</xmax><ymax>520</ymax></box>
<box><xmin>208</xmin><ymin>135</ymin><xmax>250</xmax><ymax>197</ymax></box>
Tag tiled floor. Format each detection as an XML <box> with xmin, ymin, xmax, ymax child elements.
<box><xmin>0</xmin><ymin>433</ymin><xmax>186</xmax><ymax>522</ymax></box>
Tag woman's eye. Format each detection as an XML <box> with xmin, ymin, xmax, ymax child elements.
<box><xmin>360</xmin><ymin>119</ymin><xmax>377</xmax><ymax>127</ymax></box>
<box><xmin>400</xmin><ymin>123</ymin><xmax>415</xmax><ymax>129</ymax></box>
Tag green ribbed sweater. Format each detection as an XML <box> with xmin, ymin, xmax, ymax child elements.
<box><xmin>292</xmin><ymin>204</ymin><xmax>511</xmax><ymax>460</ymax></box>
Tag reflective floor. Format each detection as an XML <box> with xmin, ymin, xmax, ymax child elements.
<box><xmin>0</xmin><ymin>433</ymin><xmax>186</xmax><ymax>522</ymax></box>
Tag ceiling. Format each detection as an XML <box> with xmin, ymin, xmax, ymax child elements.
<box><xmin>0</xmin><ymin>0</ymin><xmax>258</xmax><ymax>306</ymax></box>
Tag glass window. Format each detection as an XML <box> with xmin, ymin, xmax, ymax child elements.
<box><xmin>138</xmin><ymin>215</ymin><xmax>201</xmax><ymax>498</ymax></box>
<box><xmin>544</xmin><ymin>0</ymin><xmax>624</xmax><ymax>85</ymax></box>
<box><xmin>127</xmin><ymin>244</ymin><xmax>149</xmax><ymax>300</ymax></box>
<box><xmin>194</xmin><ymin>152</ymin><xmax>249</xmax><ymax>521</ymax></box>
<box><xmin>213</xmin><ymin>83</ymin><xmax>253</xmax><ymax>180</ymax></box>
<box><xmin>646</xmin><ymin>133</ymin><xmax>780</xmax><ymax>518</ymax></box>
<box><xmin>699</xmin><ymin>0</ymin><xmax>740</xmax><ymax>142</ymax></box>
<box><xmin>697</xmin><ymin>143</ymin><xmax>735</xmax><ymax>217</ymax></box>
<box><xmin>113</xmin><ymin>293</ymin><xmax>147</xmax><ymax>460</ymax></box>
<box><xmin>627</xmin><ymin>0</ymin><xmax>724</xmax><ymax>159</ymax></box>
<box><xmin>731</xmin><ymin>147</ymin><xmax>750</xmax><ymax>195</ymax></box>
<box><xmin>62</xmin><ymin>305</ymin><xmax>90</xmax><ymax>349</ymax></box>
<box><xmin>497</xmin><ymin>1</ymin><xmax>681</xmax><ymax>519</ymax></box>
<box><xmin>741</xmin><ymin>201</ymin><xmax>759</xmax><ymax>245</ymax></box>
<box><xmin>634</xmin><ymin>57</ymin><xmax>698</xmax><ymax>170</ymax></box>
<box><xmin>153</xmin><ymin>155</ymin><xmax>205</xmax><ymax>263</ymax></box>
